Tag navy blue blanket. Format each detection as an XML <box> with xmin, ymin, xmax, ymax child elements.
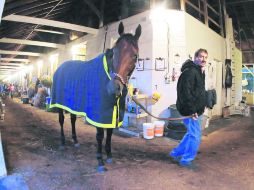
<box><xmin>50</xmin><ymin>54</ymin><xmax>127</xmax><ymax>128</ymax></box>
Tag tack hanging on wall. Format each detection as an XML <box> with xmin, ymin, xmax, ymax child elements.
<box><xmin>155</xmin><ymin>57</ymin><xmax>166</xmax><ymax>71</ymax></box>
<box><xmin>136</xmin><ymin>58</ymin><xmax>144</xmax><ymax>71</ymax></box>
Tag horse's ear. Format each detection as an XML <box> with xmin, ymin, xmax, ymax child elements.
<box><xmin>134</xmin><ymin>24</ymin><xmax>142</xmax><ymax>40</ymax></box>
<box><xmin>118</xmin><ymin>22</ymin><xmax>124</xmax><ymax>36</ymax></box>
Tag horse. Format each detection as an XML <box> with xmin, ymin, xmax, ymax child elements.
<box><xmin>50</xmin><ymin>22</ymin><xmax>141</xmax><ymax>172</ymax></box>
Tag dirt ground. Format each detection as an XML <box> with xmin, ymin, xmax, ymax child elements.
<box><xmin>0</xmin><ymin>98</ymin><xmax>254</xmax><ymax>190</ymax></box>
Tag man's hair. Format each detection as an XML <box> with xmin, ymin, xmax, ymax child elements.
<box><xmin>194</xmin><ymin>48</ymin><xmax>208</xmax><ymax>59</ymax></box>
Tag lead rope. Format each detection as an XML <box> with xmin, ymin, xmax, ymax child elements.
<box><xmin>127</xmin><ymin>88</ymin><xmax>193</xmax><ymax>121</ymax></box>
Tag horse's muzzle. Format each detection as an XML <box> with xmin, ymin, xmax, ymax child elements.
<box><xmin>106</xmin><ymin>79</ymin><xmax>124</xmax><ymax>97</ymax></box>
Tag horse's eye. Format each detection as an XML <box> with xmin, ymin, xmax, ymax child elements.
<box><xmin>133</xmin><ymin>55</ymin><xmax>138</xmax><ymax>61</ymax></box>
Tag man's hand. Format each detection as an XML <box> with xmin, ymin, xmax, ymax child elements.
<box><xmin>192</xmin><ymin>113</ymin><xmax>198</xmax><ymax>120</ymax></box>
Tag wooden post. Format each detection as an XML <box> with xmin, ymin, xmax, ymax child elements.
<box><xmin>219</xmin><ymin>0</ymin><xmax>226</xmax><ymax>37</ymax></box>
<box><xmin>180</xmin><ymin>0</ymin><xmax>185</xmax><ymax>11</ymax></box>
<box><xmin>204</xmin><ymin>0</ymin><xmax>209</xmax><ymax>26</ymax></box>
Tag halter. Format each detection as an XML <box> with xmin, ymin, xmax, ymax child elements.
<box><xmin>110</xmin><ymin>72</ymin><xmax>126</xmax><ymax>85</ymax></box>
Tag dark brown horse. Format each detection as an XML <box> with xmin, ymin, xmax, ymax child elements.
<box><xmin>50</xmin><ymin>22</ymin><xmax>141</xmax><ymax>172</ymax></box>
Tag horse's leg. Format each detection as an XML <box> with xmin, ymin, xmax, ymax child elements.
<box><xmin>96</xmin><ymin>127</ymin><xmax>106</xmax><ymax>172</ymax></box>
<box><xmin>59</xmin><ymin>108</ymin><xmax>65</xmax><ymax>150</ymax></box>
<box><xmin>105</xmin><ymin>128</ymin><xmax>113</xmax><ymax>164</ymax></box>
<box><xmin>70</xmin><ymin>113</ymin><xmax>80</xmax><ymax>147</ymax></box>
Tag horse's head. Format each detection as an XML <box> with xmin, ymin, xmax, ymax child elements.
<box><xmin>107</xmin><ymin>22</ymin><xmax>141</xmax><ymax>97</ymax></box>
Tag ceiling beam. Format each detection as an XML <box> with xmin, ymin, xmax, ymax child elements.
<box><xmin>34</xmin><ymin>29</ymin><xmax>64</xmax><ymax>35</ymax></box>
<box><xmin>0</xmin><ymin>67</ymin><xmax>20</xmax><ymax>70</ymax></box>
<box><xmin>25</xmin><ymin>4</ymin><xmax>72</xmax><ymax>18</ymax></box>
<box><xmin>6</xmin><ymin>1</ymin><xmax>72</xmax><ymax>16</ymax></box>
<box><xmin>0</xmin><ymin>68</ymin><xmax>17</xmax><ymax>70</ymax></box>
<box><xmin>0</xmin><ymin>58</ymin><xmax>30</xmax><ymax>62</ymax></box>
<box><xmin>0</xmin><ymin>37</ymin><xmax>64</xmax><ymax>49</ymax></box>
<box><xmin>0</xmin><ymin>63</ymin><xmax>24</xmax><ymax>66</ymax></box>
<box><xmin>0</xmin><ymin>66</ymin><xmax>23</xmax><ymax>69</ymax></box>
<box><xmin>2</xmin><ymin>14</ymin><xmax>98</xmax><ymax>35</ymax></box>
<box><xmin>226</xmin><ymin>0</ymin><xmax>254</xmax><ymax>5</ymax></box>
<box><xmin>3</xmin><ymin>0</ymin><xmax>73</xmax><ymax>13</ymax></box>
<box><xmin>33</xmin><ymin>8</ymin><xmax>69</xmax><ymax>20</ymax></box>
<box><xmin>0</xmin><ymin>50</ymin><xmax>41</xmax><ymax>56</ymax></box>
<box><xmin>0</xmin><ymin>22</ymin><xmax>35</xmax><ymax>37</ymax></box>
<box><xmin>4</xmin><ymin>0</ymin><xmax>40</xmax><ymax>11</ymax></box>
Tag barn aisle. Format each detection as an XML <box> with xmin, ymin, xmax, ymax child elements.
<box><xmin>0</xmin><ymin>98</ymin><xmax>254</xmax><ymax>190</ymax></box>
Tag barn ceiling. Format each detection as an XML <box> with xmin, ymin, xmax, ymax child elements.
<box><xmin>0</xmin><ymin>0</ymin><xmax>254</xmax><ymax>77</ymax></box>
<box><xmin>226</xmin><ymin>0</ymin><xmax>254</xmax><ymax>64</ymax></box>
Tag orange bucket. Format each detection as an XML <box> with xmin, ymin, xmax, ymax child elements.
<box><xmin>154</xmin><ymin>121</ymin><xmax>165</xmax><ymax>137</ymax></box>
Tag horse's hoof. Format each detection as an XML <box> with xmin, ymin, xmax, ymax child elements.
<box><xmin>59</xmin><ymin>145</ymin><xmax>65</xmax><ymax>151</ymax></box>
<box><xmin>97</xmin><ymin>166</ymin><xmax>107</xmax><ymax>173</ymax></box>
<box><xmin>74</xmin><ymin>143</ymin><xmax>80</xmax><ymax>148</ymax></box>
<box><xmin>106</xmin><ymin>158</ymin><xmax>113</xmax><ymax>164</ymax></box>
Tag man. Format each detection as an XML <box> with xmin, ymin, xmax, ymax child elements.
<box><xmin>169</xmin><ymin>48</ymin><xmax>208</xmax><ymax>170</ymax></box>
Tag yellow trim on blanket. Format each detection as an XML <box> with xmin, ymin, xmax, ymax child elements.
<box><xmin>112</xmin><ymin>105</ymin><xmax>117</xmax><ymax>126</ymax></box>
<box><xmin>111</xmin><ymin>98</ymin><xmax>120</xmax><ymax>127</ymax></box>
<box><xmin>103</xmin><ymin>55</ymin><xmax>111</xmax><ymax>80</ymax></box>
<box><xmin>50</xmin><ymin>103</ymin><xmax>122</xmax><ymax>128</ymax></box>
<box><xmin>117</xmin><ymin>98</ymin><xmax>120</xmax><ymax>123</ymax></box>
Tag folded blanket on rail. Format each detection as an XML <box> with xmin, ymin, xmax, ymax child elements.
<box><xmin>50</xmin><ymin>54</ymin><xmax>127</xmax><ymax>128</ymax></box>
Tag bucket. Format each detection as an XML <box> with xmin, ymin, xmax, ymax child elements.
<box><xmin>154</xmin><ymin>120</ymin><xmax>165</xmax><ymax>137</ymax></box>
<box><xmin>143</xmin><ymin>123</ymin><xmax>154</xmax><ymax>139</ymax></box>
<box><xmin>166</xmin><ymin>122</ymin><xmax>186</xmax><ymax>140</ymax></box>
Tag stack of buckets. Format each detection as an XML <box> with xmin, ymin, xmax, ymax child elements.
<box><xmin>143</xmin><ymin>121</ymin><xmax>165</xmax><ymax>139</ymax></box>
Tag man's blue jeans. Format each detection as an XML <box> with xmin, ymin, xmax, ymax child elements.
<box><xmin>170</xmin><ymin>116</ymin><xmax>202</xmax><ymax>165</ymax></box>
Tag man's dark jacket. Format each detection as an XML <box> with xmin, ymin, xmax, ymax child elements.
<box><xmin>176</xmin><ymin>60</ymin><xmax>206</xmax><ymax>116</ymax></box>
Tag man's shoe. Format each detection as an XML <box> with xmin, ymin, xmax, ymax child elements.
<box><xmin>168</xmin><ymin>155</ymin><xmax>180</xmax><ymax>164</ymax></box>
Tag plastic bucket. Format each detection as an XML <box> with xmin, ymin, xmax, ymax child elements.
<box><xmin>154</xmin><ymin>121</ymin><xmax>165</xmax><ymax>137</ymax></box>
<box><xmin>143</xmin><ymin>123</ymin><xmax>154</xmax><ymax>139</ymax></box>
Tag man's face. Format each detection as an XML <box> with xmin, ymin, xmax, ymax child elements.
<box><xmin>194</xmin><ymin>51</ymin><xmax>208</xmax><ymax>67</ymax></box>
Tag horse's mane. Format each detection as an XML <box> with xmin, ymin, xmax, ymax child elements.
<box><xmin>115</xmin><ymin>34</ymin><xmax>138</xmax><ymax>48</ymax></box>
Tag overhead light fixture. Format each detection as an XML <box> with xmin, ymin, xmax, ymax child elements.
<box><xmin>71</xmin><ymin>45</ymin><xmax>80</xmax><ymax>55</ymax></box>
<box><xmin>149</xmin><ymin>5</ymin><xmax>167</xmax><ymax>21</ymax></box>
<box><xmin>49</xmin><ymin>54</ymin><xmax>58</xmax><ymax>63</ymax></box>
<box><xmin>37</xmin><ymin>60</ymin><xmax>43</xmax><ymax>68</ymax></box>
<box><xmin>69</xmin><ymin>31</ymin><xmax>79</xmax><ymax>41</ymax></box>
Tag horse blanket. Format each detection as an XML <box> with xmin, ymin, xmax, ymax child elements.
<box><xmin>50</xmin><ymin>54</ymin><xmax>127</xmax><ymax>128</ymax></box>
